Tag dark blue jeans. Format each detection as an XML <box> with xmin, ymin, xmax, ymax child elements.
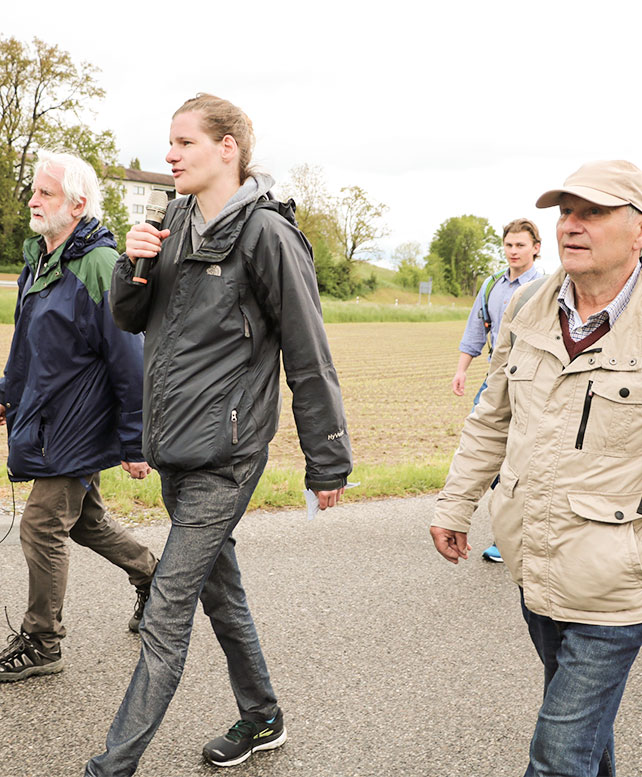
<box><xmin>520</xmin><ymin>590</ymin><xmax>642</xmax><ymax>777</ymax></box>
<box><xmin>472</xmin><ymin>378</ymin><xmax>488</xmax><ymax>408</ymax></box>
<box><xmin>86</xmin><ymin>448</ymin><xmax>277</xmax><ymax>777</ymax></box>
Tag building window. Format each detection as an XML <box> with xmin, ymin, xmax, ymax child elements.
<box><xmin>132</xmin><ymin>204</ymin><xmax>144</xmax><ymax>215</ymax></box>
<box><xmin>134</xmin><ymin>185</ymin><xmax>145</xmax><ymax>195</ymax></box>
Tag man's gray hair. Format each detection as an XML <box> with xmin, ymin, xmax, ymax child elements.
<box><xmin>34</xmin><ymin>150</ymin><xmax>103</xmax><ymax>221</ymax></box>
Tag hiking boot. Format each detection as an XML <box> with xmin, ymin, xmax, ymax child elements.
<box><xmin>128</xmin><ymin>583</ymin><xmax>152</xmax><ymax>633</ymax></box>
<box><xmin>482</xmin><ymin>543</ymin><xmax>503</xmax><ymax>562</ymax></box>
<box><xmin>0</xmin><ymin>630</ymin><xmax>64</xmax><ymax>682</ymax></box>
<box><xmin>203</xmin><ymin>709</ymin><xmax>287</xmax><ymax>767</ymax></box>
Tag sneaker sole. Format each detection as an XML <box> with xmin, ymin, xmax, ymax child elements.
<box><xmin>204</xmin><ymin>728</ymin><xmax>287</xmax><ymax>768</ymax></box>
<box><xmin>0</xmin><ymin>657</ymin><xmax>64</xmax><ymax>682</ymax></box>
<box><xmin>482</xmin><ymin>555</ymin><xmax>504</xmax><ymax>562</ymax></box>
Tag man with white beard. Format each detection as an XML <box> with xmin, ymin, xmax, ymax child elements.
<box><xmin>0</xmin><ymin>151</ymin><xmax>157</xmax><ymax>682</ymax></box>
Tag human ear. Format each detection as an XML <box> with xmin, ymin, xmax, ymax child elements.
<box><xmin>220</xmin><ymin>134</ymin><xmax>238</xmax><ymax>163</ymax></box>
<box><xmin>632</xmin><ymin>217</ymin><xmax>642</xmax><ymax>253</ymax></box>
<box><xmin>71</xmin><ymin>197</ymin><xmax>86</xmax><ymax>218</ymax></box>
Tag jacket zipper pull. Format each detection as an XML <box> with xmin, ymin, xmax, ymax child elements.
<box><xmin>231</xmin><ymin>409</ymin><xmax>238</xmax><ymax>444</ymax></box>
<box><xmin>575</xmin><ymin>380</ymin><xmax>594</xmax><ymax>450</ymax></box>
<box><xmin>243</xmin><ymin>314</ymin><xmax>250</xmax><ymax>338</ymax></box>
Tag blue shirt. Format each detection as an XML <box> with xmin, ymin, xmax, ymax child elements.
<box><xmin>459</xmin><ymin>265</ymin><xmax>543</xmax><ymax>359</ymax></box>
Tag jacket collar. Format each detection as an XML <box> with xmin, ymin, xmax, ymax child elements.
<box><xmin>23</xmin><ymin>218</ymin><xmax>116</xmax><ymax>272</ymax></box>
<box><xmin>22</xmin><ymin>218</ymin><xmax>116</xmax><ymax>295</ymax></box>
<box><xmin>511</xmin><ymin>266</ymin><xmax>642</xmax><ymax>371</ymax></box>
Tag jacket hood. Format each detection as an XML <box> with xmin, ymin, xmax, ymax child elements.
<box><xmin>192</xmin><ymin>173</ymin><xmax>275</xmax><ymax>248</ymax></box>
<box><xmin>24</xmin><ymin>217</ymin><xmax>117</xmax><ymax>269</ymax></box>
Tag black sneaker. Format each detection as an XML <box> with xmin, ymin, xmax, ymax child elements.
<box><xmin>128</xmin><ymin>583</ymin><xmax>151</xmax><ymax>633</ymax></box>
<box><xmin>203</xmin><ymin>709</ymin><xmax>287</xmax><ymax>767</ymax></box>
<box><xmin>0</xmin><ymin>630</ymin><xmax>64</xmax><ymax>682</ymax></box>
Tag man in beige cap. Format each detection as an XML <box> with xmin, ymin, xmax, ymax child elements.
<box><xmin>430</xmin><ymin>160</ymin><xmax>642</xmax><ymax>776</ymax></box>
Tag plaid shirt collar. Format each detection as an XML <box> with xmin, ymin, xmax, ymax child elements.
<box><xmin>557</xmin><ymin>261</ymin><xmax>641</xmax><ymax>341</ymax></box>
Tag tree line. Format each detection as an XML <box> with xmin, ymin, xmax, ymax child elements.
<box><xmin>0</xmin><ymin>35</ymin><xmax>502</xmax><ymax>297</ymax></box>
<box><xmin>278</xmin><ymin>164</ymin><xmax>389</xmax><ymax>299</ymax></box>
<box><xmin>392</xmin><ymin>215</ymin><xmax>503</xmax><ymax>297</ymax></box>
<box><xmin>280</xmin><ymin>165</ymin><xmax>503</xmax><ymax>299</ymax></box>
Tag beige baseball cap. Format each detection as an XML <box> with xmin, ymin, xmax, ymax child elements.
<box><xmin>536</xmin><ymin>160</ymin><xmax>642</xmax><ymax>211</ymax></box>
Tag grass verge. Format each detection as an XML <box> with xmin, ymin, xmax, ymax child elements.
<box><xmin>0</xmin><ymin>460</ymin><xmax>451</xmax><ymax>522</ymax></box>
<box><xmin>321</xmin><ymin>300</ymin><xmax>469</xmax><ymax>323</ymax></box>
<box><xmin>91</xmin><ymin>458</ymin><xmax>453</xmax><ymax>522</ymax></box>
<box><xmin>0</xmin><ymin>287</ymin><xmax>473</xmax><ymax>325</ymax></box>
<box><xmin>0</xmin><ymin>288</ymin><xmax>17</xmax><ymax>324</ymax></box>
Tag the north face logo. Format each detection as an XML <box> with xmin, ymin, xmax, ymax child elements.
<box><xmin>207</xmin><ymin>265</ymin><xmax>222</xmax><ymax>276</ymax></box>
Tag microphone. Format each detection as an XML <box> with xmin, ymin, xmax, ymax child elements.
<box><xmin>132</xmin><ymin>190</ymin><xmax>169</xmax><ymax>286</ymax></box>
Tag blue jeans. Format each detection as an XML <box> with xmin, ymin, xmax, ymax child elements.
<box><xmin>472</xmin><ymin>378</ymin><xmax>488</xmax><ymax>408</ymax></box>
<box><xmin>85</xmin><ymin>448</ymin><xmax>277</xmax><ymax>777</ymax></box>
<box><xmin>520</xmin><ymin>590</ymin><xmax>642</xmax><ymax>777</ymax></box>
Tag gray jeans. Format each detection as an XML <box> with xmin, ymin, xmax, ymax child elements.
<box><xmin>20</xmin><ymin>473</ymin><xmax>157</xmax><ymax>651</ymax></box>
<box><xmin>85</xmin><ymin>447</ymin><xmax>277</xmax><ymax>777</ymax></box>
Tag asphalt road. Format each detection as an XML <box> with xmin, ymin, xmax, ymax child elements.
<box><xmin>1</xmin><ymin>495</ymin><xmax>641</xmax><ymax>777</ymax></box>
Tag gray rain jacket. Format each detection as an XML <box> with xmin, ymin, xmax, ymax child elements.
<box><xmin>109</xmin><ymin>186</ymin><xmax>351</xmax><ymax>491</ymax></box>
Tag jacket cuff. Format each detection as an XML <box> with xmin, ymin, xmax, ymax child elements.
<box><xmin>117</xmin><ymin>254</ymin><xmax>137</xmax><ymax>282</ymax></box>
<box><xmin>120</xmin><ymin>445</ymin><xmax>144</xmax><ymax>463</ymax></box>
<box><xmin>430</xmin><ymin>514</ymin><xmax>473</xmax><ymax>534</ymax></box>
<box><xmin>305</xmin><ymin>474</ymin><xmax>348</xmax><ymax>491</ymax></box>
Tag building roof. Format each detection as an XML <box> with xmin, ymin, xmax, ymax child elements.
<box><xmin>118</xmin><ymin>167</ymin><xmax>175</xmax><ymax>186</ymax></box>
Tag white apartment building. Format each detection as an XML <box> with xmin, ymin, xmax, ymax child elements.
<box><xmin>113</xmin><ymin>167</ymin><xmax>176</xmax><ymax>224</ymax></box>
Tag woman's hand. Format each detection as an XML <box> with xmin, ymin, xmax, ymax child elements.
<box><xmin>125</xmin><ymin>222</ymin><xmax>171</xmax><ymax>263</ymax></box>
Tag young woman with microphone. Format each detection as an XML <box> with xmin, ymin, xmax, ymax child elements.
<box><xmin>85</xmin><ymin>94</ymin><xmax>352</xmax><ymax>776</ymax></box>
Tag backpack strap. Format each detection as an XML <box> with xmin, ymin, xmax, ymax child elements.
<box><xmin>478</xmin><ymin>268</ymin><xmax>508</xmax><ymax>355</ymax></box>
<box><xmin>479</xmin><ymin>268</ymin><xmax>507</xmax><ymax>330</ymax></box>
<box><xmin>238</xmin><ymin>194</ymin><xmax>310</xmax><ymax>332</ymax></box>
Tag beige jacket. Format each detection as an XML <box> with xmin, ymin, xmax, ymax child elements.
<box><xmin>433</xmin><ymin>266</ymin><xmax>642</xmax><ymax>625</ymax></box>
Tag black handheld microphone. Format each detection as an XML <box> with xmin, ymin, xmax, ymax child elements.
<box><xmin>132</xmin><ymin>190</ymin><xmax>169</xmax><ymax>286</ymax></box>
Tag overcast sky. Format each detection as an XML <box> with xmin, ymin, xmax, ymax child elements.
<box><xmin>3</xmin><ymin>0</ymin><xmax>640</xmax><ymax>272</ymax></box>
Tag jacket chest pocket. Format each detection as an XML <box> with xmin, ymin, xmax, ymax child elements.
<box><xmin>577</xmin><ymin>374</ymin><xmax>642</xmax><ymax>457</ymax></box>
<box><xmin>180</xmin><ymin>263</ymin><xmax>244</xmax><ymax>342</ymax></box>
<box><xmin>505</xmin><ymin>352</ymin><xmax>541</xmax><ymax>433</ymax></box>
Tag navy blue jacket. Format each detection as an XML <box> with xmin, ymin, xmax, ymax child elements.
<box><xmin>0</xmin><ymin>218</ymin><xmax>145</xmax><ymax>481</ymax></box>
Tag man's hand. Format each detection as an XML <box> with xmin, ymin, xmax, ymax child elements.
<box><xmin>451</xmin><ymin>370</ymin><xmax>467</xmax><ymax>396</ymax></box>
<box><xmin>121</xmin><ymin>461</ymin><xmax>152</xmax><ymax>480</ymax></box>
<box><xmin>314</xmin><ymin>487</ymin><xmax>346</xmax><ymax>510</ymax></box>
<box><xmin>452</xmin><ymin>353</ymin><xmax>473</xmax><ymax>396</ymax></box>
<box><xmin>430</xmin><ymin>526</ymin><xmax>471</xmax><ymax>564</ymax></box>
<box><xmin>0</xmin><ymin>404</ymin><xmax>6</xmax><ymax>426</ymax></box>
<box><xmin>125</xmin><ymin>223</ymin><xmax>171</xmax><ymax>264</ymax></box>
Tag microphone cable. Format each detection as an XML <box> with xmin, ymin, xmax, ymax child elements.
<box><xmin>0</xmin><ymin>481</ymin><xmax>16</xmax><ymax>545</ymax></box>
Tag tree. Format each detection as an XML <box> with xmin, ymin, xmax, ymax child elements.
<box><xmin>392</xmin><ymin>241</ymin><xmax>426</xmax><ymax>289</ymax></box>
<box><xmin>280</xmin><ymin>164</ymin><xmax>350</xmax><ymax>296</ymax></box>
<box><xmin>429</xmin><ymin>215</ymin><xmax>501</xmax><ymax>296</ymax></box>
<box><xmin>101</xmin><ymin>182</ymin><xmax>131</xmax><ymax>253</ymax></box>
<box><xmin>0</xmin><ymin>36</ymin><xmax>121</xmax><ymax>263</ymax></box>
<box><xmin>280</xmin><ymin>167</ymin><xmax>387</xmax><ymax>299</ymax></box>
<box><xmin>423</xmin><ymin>252</ymin><xmax>447</xmax><ymax>295</ymax></box>
<box><xmin>129</xmin><ymin>157</ymin><xmax>141</xmax><ymax>170</ymax></box>
<box><xmin>279</xmin><ymin>163</ymin><xmax>335</xmax><ymax>244</ymax></box>
<box><xmin>332</xmin><ymin>185</ymin><xmax>389</xmax><ymax>263</ymax></box>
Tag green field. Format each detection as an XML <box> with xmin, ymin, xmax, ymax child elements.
<box><xmin>0</xmin><ymin>319</ymin><xmax>488</xmax><ymax>519</ymax></box>
<box><xmin>0</xmin><ymin>285</ymin><xmax>476</xmax><ymax>326</ymax></box>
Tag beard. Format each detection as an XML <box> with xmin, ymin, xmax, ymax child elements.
<box><xmin>30</xmin><ymin>203</ymin><xmax>76</xmax><ymax>240</ymax></box>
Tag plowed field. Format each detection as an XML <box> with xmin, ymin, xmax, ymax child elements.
<box><xmin>0</xmin><ymin>320</ymin><xmax>488</xmax><ymax>476</ymax></box>
<box><xmin>270</xmin><ymin>321</ymin><xmax>488</xmax><ymax>470</ymax></box>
